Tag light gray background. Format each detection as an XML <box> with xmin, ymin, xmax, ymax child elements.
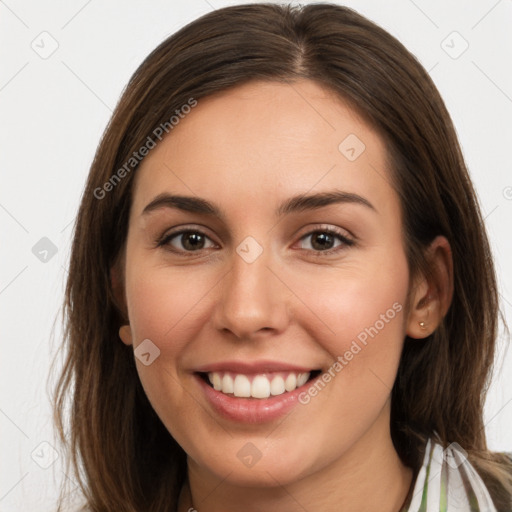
<box><xmin>1</xmin><ymin>0</ymin><xmax>511</xmax><ymax>510</ymax></box>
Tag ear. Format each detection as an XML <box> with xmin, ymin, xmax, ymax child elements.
<box><xmin>118</xmin><ymin>324</ymin><xmax>133</xmax><ymax>346</ymax></box>
<box><xmin>406</xmin><ymin>235</ymin><xmax>453</xmax><ymax>339</ymax></box>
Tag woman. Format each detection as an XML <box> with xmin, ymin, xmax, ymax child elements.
<box><xmin>53</xmin><ymin>3</ymin><xmax>512</xmax><ymax>511</ymax></box>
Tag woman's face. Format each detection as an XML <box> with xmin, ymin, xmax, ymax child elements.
<box><xmin>120</xmin><ymin>79</ymin><xmax>413</xmax><ymax>486</ymax></box>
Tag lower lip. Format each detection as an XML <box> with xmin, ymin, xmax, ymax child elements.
<box><xmin>195</xmin><ymin>374</ymin><xmax>317</xmax><ymax>424</ymax></box>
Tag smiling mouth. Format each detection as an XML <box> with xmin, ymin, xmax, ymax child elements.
<box><xmin>197</xmin><ymin>370</ymin><xmax>322</xmax><ymax>399</ymax></box>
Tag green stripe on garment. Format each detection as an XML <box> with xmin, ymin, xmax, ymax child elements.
<box><xmin>439</xmin><ymin>455</ymin><xmax>448</xmax><ymax>512</ymax></box>
<box><xmin>418</xmin><ymin>442</ymin><xmax>435</xmax><ymax>512</ymax></box>
<box><xmin>458</xmin><ymin>458</ymin><xmax>480</xmax><ymax>512</ymax></box>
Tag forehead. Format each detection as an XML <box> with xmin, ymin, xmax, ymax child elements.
<box><xmin>131</xmin><ymin>79</ymin><xmax>396</xmax><ymax>220</ymax></box>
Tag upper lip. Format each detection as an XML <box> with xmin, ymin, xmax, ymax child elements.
<box><xmin>194</xmin><ymin>360</ymin><xmax>317</xmax><ymax>374</ymax></box>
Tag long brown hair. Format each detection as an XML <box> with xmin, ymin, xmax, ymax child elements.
<box><xmin>52</xmin><ymin>3</ymin><xmax>512</xmax><ymax>510</ymax></box>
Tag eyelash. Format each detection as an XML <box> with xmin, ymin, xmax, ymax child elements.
<box><xmin>156</xmin><ymin>225</ymin><xmax>355</xmax><ymax>257</ymax></box>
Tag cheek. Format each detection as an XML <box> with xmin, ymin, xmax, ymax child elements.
<box><xmin>291</xmin><ymin>247</ymin><xmax>409</xmax><ymax>389</ymax></box>
<box><xmin>275</xmin><ymin>254</ymin><xmax>409</xmax><ymax>476</ymax></box>
<box><xmin>286</xmin><ymin>250</ymin><xmax>409</xmax><ymax>453</ymax></box>
<box><xmin>125</xmin><ymin>259</ymin><xmax>215</xmax><ymax>348</ymax></box>
<box><xmin>123</xmin><ymin>259</ymin><xmax>218</xmax><ymax>435</ymax></box>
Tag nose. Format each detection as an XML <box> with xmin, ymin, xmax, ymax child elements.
<box><xmin>212</xmin><ymin>243</ymin><xmax>290</xmax><ymax>340</ymax></box>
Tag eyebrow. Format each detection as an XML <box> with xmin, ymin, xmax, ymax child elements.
<box><xmin>142</xmin><ymin>190</ymin><xmax>377</xmax><ymax>219</ymax></box>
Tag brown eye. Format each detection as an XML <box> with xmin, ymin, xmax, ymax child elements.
<box><xmin>298</xmin><ymin>229</ymin><xmax>354</xmax><ymax>253</ymax></box>
<box><xmin>178</xmin><ymin>232</ymin><xmax>206</xmax><ymax>251</ymax></box>
<box><xmin>158</xmin><ymin>230</ymin><xmax>216</xmax><ymax>252</ymax></box>
<box><xmin>309</xmin><ymin>232</ymin><xmax>336</xmax><ymax>251</ymax></box>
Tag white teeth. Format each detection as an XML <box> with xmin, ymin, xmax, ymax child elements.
<box><xmin>284</xmin><ymin>373</ymin><xmax>297</xmax><ymax>392</ymax></box>
<box><xmin>270</xmin><ymin>375</ymin><xmax>285</xmax><ymax>396</ymax></box>
<box><xmin>251</xmin><ymin>375</ymin><xmax>271</xmax><ymax>399</ymax></box>
<box><xmin>211</xmin><ymin>372</ymin><xmax>222</xmax><ymax>391</ymax></box>
<box><xmin>233</xmin><ymin>374</ymin><xmax>251</xmax><ymax>397</ymax></box>
<box><xmin>297</xmin><ymin>372</ymin><xmax>309</xmax><ymax>387</ymax></box>
<box><xmin>206</xmin><ymin>371</ymin><xmax>311</xmax><ymax>399</ymax></box>
<box><xmin>222</xmin><ymin>373</ymin><xmax>234</xmax><ymax>394</ymax></box>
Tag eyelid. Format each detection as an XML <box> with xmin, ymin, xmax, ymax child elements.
<box><xmin>295</xmin><ymin>223</ymin><xmax>354</xmax><ymax>242</ymax></box>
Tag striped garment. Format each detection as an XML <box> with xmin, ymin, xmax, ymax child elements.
<box><xmin>405</xmin><ymin>438</ymin><xmax>499</xmax><ymax>511</ymax></box>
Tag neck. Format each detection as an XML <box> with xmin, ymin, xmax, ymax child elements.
<box><xmin>178</xmin><ymin>405</ymin><xmax>413</xmax><ymax>512</ymax></box>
